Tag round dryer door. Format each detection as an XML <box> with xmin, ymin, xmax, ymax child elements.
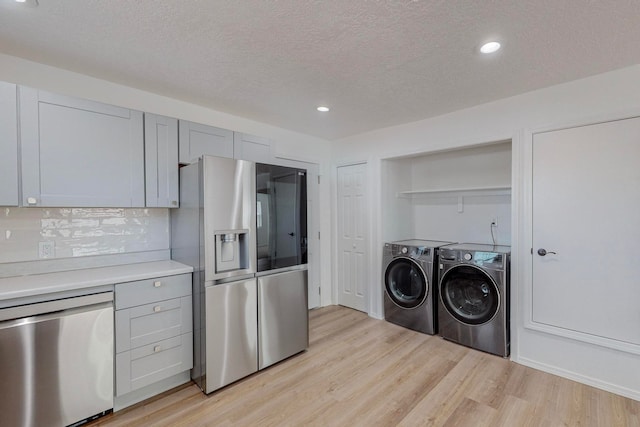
<box><xmin>384</xmin><ymin>257</ymin><xmax>428</xmax><ymax>309</ymax></box>
<box><xmin>440</xmin><ymin>265</ymin><xmax>499</xmax><ymax>325</ymax></box>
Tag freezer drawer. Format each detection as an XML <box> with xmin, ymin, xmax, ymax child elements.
<box><xmin>204</xmin><ymin>279</ymin><xmax>258</xmax><ymax>393</ymax></box>
<box><xmin>258</xmin><ymin>269</ymin><xmax>308</xmax><ymax>370</ymax></box>
<box><xmin>0</xmin><ymin>292</ymin><xmax>114</xmax><ymax>427</ymax></box>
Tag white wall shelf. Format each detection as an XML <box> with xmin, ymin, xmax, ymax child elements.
<box><xmin>396</xmin><ymin>185</ymin><xmax>511</xmax><ymax>199</ymax></box>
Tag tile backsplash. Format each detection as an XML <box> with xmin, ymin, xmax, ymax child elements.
<box><xmin>0</xmin><ymin>207</ymin><xmax>170</xmax><ymax>263</ymax></box>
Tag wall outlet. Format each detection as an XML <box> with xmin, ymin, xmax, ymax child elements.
<box><xmin>491</xmin><ymin>217</ymin><xmax>498</xmax><ymax>227</ymax></box>
<box><xmin>39</xmin><ymin>241</ymin><xmax>55</xmax><ymax>259</ymax></box>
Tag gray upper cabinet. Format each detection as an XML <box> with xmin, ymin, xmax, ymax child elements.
<box><xmin>0</xmin><ymin>82</ymin><xmax>18</xmax><ymax>206</ymax></box>
<box><xmin>145</xmin><ymin>114</ymin><xmax>179</xmax><ymax>208</ymax></box>
<box><xmin>178</xmin><ymin>120</ymin><xmax>233</xmax><ymax>164</ymax></box>
<box><xmin>19</xmin><ymin>87</ymin><xmax>145</xmax><ymax>207</ymax></box>
<box><xmin>233</xmin><ymin>132</ymin><xmax>272</xmax><ymax>163</ymax></box>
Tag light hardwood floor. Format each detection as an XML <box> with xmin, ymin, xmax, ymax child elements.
<box><xmin>91</xmin><ymin>306</ymin><xmax>640</xmax><ymax>427</ymax></box>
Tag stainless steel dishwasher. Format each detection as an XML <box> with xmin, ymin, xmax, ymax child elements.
<box><xmin>0</xmin><ymin>292</ymin><xmax>114</xmax><ymax>427</ymax></box>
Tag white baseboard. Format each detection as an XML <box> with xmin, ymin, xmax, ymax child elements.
<box><xmin>368</xmin><ymin>311</ymin><xmax>384</xmax><ymax>320</ymax></box>
<box><xmin>514</xmin><ymin>356</ymin><xmax>640</xmax><ymax>402</ymax></box>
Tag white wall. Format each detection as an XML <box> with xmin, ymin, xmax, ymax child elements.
<box><xmin>381</xmin><ymin>142</ymin><xmax>512</xmax><ymax>245</ymax></box>
<box><xmin>410</xmin><ymin>143</ymin><xmax>511</xmax><ymax>245</ymax></box>
<box><xmin>411</xmin><ymin>195</ymin><xmax>510</xmax><ymax>245</ymax></box>
<box><xmin>0</xmin><ymin>53</ymin><xmax>333</xmax><ymax>303</ymax></box>
<box><xmin>380</xmin><ymin>159</ymin><xmax>412</xmax><ymax>242</ymax></box>
<box><xmin>332</xmin><ymin>64</ymin><xmax>640</xmax><ymax>400</ymax></box>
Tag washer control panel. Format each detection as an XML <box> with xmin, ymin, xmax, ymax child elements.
<box><xmin>389</xmin><ymin>243</ymin><xmax>432</xmax><ymax>259</ymax></box>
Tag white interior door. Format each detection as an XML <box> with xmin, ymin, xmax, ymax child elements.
<box><xmin>337</xmin><ymin>163</ymin><xmax>368</xmax><ymax>312</ymax></box>
<box><xmin>531</xmin><ymin>116</ymin><xmax>640</xmax><ymax>346</ymax></box>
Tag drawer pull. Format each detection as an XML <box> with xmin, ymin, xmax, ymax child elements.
<box><xmin>154</xmin><ymin>345</ymin><xmax>162</xmax><ymax>353</ymax></box>
<box><xmin>153</xmin><ymin>281</ymin><xmax>162</xmax><ymax>288</ymax></box>
<box><xmin>153</xmin><ymin>305</ymin><xmax>162</xmax><ymax>313</ymax></box>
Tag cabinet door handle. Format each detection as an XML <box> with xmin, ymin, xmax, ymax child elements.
<box><xmin>153</xmin><ymin>305</ymin><xmax>162</xmax><ymax>312</ymax></box>
<box><xmin>154</xmin><ymin>345</ymin><xmax>162</xmax><ymax>353</ymax></box>
<box><xmin>154</xmin><ymin>281</ymin><xmax>162</xmax><ymax>288</ymax></box>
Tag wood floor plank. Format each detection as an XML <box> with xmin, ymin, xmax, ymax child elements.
<box><xmin>441</xmin><ymin>397</ymin><xmax>497</xmax><ymax>427</ymax></box>
<box><xmin>490</xmin><ymin>394</ymin><xmax>537</xmax><ymax>427</ymax></box>
<box><xmin>91</xmin><ymin>306</ymin><xmax>640</xmax><ymax>427</ymax></box>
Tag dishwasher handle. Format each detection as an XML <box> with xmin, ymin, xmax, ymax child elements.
<box><xmin>0</xmin><ymin>292</ymin><xmax>113</xmax><ymax>322</ymax></box>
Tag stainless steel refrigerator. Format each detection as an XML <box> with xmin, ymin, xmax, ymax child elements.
<box><xmin>171</xmin><ymin>155</ymin><xmax>308</xmax><ymax>394</ymax></box>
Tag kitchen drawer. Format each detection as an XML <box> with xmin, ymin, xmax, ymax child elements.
<box><xmin>115</xmin><ymin>273</ymin><xmax>190</xmax><ymax>309</ymax></box>
<box><xmin>115</xmin><ymin>332</ymin><xmax>193</xmax><ymax>396</ymax></box>
<box><xmin>115</xmin><ymin>295</ymin><xmax>192</xmax><ymax>353</ymax></box>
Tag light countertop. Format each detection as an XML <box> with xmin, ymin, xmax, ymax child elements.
<box><xmin>0</xmin><ymin>260</ymin><xmax>193</xmax><ymax>303</ymax></box>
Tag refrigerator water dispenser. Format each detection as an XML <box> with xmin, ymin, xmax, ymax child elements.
<box><xmin>215</xmin><ymin>230</ymin><xmax>247</xmax><ymax>273</ymax></box>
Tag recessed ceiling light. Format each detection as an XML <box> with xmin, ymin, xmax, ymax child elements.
<box><xmin>317</xmin><ymin>106</ymin><xmax>330</xmax><ymax>112</ymax></box>
<box><xmin>14</xmin><ymin>0</ymin><xmax>39</xmax><ymax>6</ymax></box>
<box><xmin>480</xmin><ymin>41</ymin><xmax>501</xmax><ymax>54</ymax></box>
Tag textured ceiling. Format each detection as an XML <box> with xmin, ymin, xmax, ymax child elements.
<box><xmin>1</xmin><ymin>1</ymin><xmax>639</xmax><ymax>140</ymax></box>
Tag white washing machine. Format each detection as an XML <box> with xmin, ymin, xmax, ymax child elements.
<box><xmin>383</xmin><ymin>239</ymin><xmax>453</xmax><ymax>335</ymax></box>
<box><xmin>437</xmin><ymin>243</ymin><xmax>510</xmax><ymax>357</ymax></box>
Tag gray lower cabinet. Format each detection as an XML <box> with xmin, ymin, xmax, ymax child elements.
<box><xmin>18</xmin><ymin>86</ymin><xmax>145</xmax><ymax>207</ymax></box>
<box><xmin>233</xmin><ymin>132</ymin><xmax>272</xmax><ymax>163</ymax></box>
<box><xmin>0</xmin><ymin>82</ymin><xmax>18</xmax><ymax>206</ymax></box>
<box><xmin>144</xmin><ymin>113</ymin><xmax>179</xmax><ymax>208</ymax></box>
<box><xmin>114</xmin><ymin>273</ymin><xmax>192</xmax><ymax>398</ymax></box>
<box><xmin>178</xmin><ymin>120</ymin><xmax>234</xmax><ymax>164</ymax></box>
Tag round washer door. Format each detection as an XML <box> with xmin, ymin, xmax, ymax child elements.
<box><xmin>440</xmin><ymin>265</ymin><xmax>500</xmax><ymax>325</ymax></box>
<box><xmin>384</xmin><ymin>257</ymin><xmax>428</xmax><ymax>309</ymax></box>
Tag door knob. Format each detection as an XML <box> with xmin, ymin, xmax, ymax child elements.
<box><xmin>288</xmin><ymin>232</ymin><xmax>295</xmax><ymax>236</ymax></box>
<box><xmin>537</xmin><ymin>248</ymin><xmax>557</xmax><ymax>256</ymax></box>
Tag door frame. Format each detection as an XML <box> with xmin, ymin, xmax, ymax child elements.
<box><xmin>333</xmin><ymin>160</ymin><xmax>370</xmax><ymax>314</ymax></box>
